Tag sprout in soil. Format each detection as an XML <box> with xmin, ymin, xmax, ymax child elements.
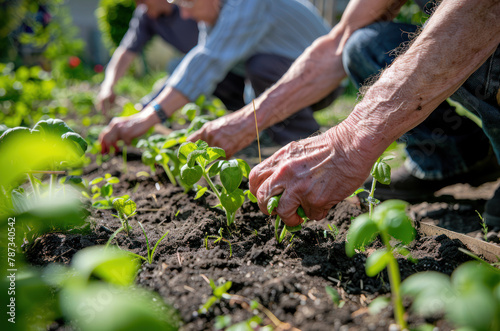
<box><xmin>178</xmin><ymin>140</ymin><xmax>254</xmax><ymax>226</ymax></box>
<box><xmin>267</xmin><ymin>194</ymin><xmax>308</xmax><ymax>244</ymax></box>
<box><xmin>204</xmin><ymin>228</ymin><xmax>232</xmax><ymax>257</ymax></box>
<box><xmin>346</xmin><ymin>199</ymin><xmax>415</xmax><ymax>330</ymax></box>
<box><xmin>106</xmin><ymin>197</ymin><xmax>137</xmax><ymax>244</ymax></box>
<box><xmin>126</xmin><ymin>222</ymin><xmax>169</xmax><ymax>264</ymax></box>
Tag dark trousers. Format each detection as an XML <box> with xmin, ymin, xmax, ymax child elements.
<box><xmin>343</xmin><ymin>22</ymin><xmax>495</xmax><ymax>180</ymax></box>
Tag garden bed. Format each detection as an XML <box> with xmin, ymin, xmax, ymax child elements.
<box><xmin>25</xmin><ymin>147</ymin><xmax>500</xmax><ymax>330</ymax></box>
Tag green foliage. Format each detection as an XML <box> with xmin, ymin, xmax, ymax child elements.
<box><xmin>198</xmin><ymin>279</ymin><xmax>233</xmax><ymax>314</ymax></box>
<box><xmin>26</xmin><ymin>246</ymin><xmax>180</xmax><ymax>331</ymax></box>
<box><xmin>267</xmin><ymin>195</ymin><xmax>308</xmax><ymax>244</ymax></box>
<box><xmin>402</xmin><ymin>261</ymin><xmax>500</xmax><ymax>331</ymax></box>
<box><xmin>395</xmin><ymin>0</ymin><xmax>431</xmax><ymax>25</ymax></box>
<box><xmin>175</xmin><ymin>95</ymin><xmax>227</xmax><ymax>127</ymax></box>
<box><xmin>96</xmin><ymin>0</ymin><xmax>136</xmax><ymax>52</ymax></box>
<box><xmin>85</xmin><ymin>173</ymin><xmax>128</xmax><ymax>209</ymax></box>
<box><xmin>136</xmin><ymin>132</ymin><xmax>187</xmax><ymax>187</ymax></box>
<box><xmin>346</xmin><ymin>199</ymin><xmax>415</xmax><ymax>329</ymax></box>
<box><xmin>134</xmin><ymin>222</ymin><xmax>169</xmax><ymax>264</ymax></box>
<box><xmin>179</xmin><ymin>140</ymin><xmax>252</xmax><ymax>226</ymax></box>
<box><xmin>205</xmin><ymin>228</ymin><xmax>232</xmax><ymax>257</ymax></box>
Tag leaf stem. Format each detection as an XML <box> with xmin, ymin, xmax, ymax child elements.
<box><xmin>381</xmin><ymin>232</ymin><xmax>407</xmax><ymax>329</ymax></box>
<box><xmin>162</xmin><ymin>163</ymin><xmax>177</xmax><ymax>186</ymax></box>
<box><xmin>369</xmin><ymin>177</ymin><xmax>377</xmax><ymax>218</ymax></box>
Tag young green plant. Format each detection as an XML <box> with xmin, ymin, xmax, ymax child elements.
<box><xmin>204</xmin><ymin>228</ymin><xmax>232</xmax><ymax>257</ymax></box>
<box><xmin>267</xmin><ymin>194</ymin><xmax>308</xmax><ymax>244</ymax></box>
<box><xmin>402</xmin><ymin>261</ymin><xmax>500</xmax><ymax>331</ymax></box>
<box><xmin>178</xmin><ymin>140</ymin><xmax>255</xmax><ymax>226</ymax></box>
<box><xmin>346</xmin><ymin>199</ymin><xmax>415</xmax><ymax>329</ymax></box>
<box><xmin>136</xmin><ymin>133</ymin><xmax>187</xmax><ymax>187</ymax></box>
<box><xmin>84</xmin><ymin>173</ymin><xmax>129</xmax><ymax>209</ymax></box>
<box><xmin>106</xmin><ymin>197</ymin><xmax>137</xmax><ymax>244</ymax></box>
<box><xmin>126</xmin><ymin>222</ymin><xmax>169</xmax><ymax>264</ymax></box>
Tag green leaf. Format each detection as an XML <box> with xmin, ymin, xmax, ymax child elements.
<box><xmin>236</xmin><ymin>159</ymin><xmax>251</xmax><ymax>178</ymax></box>
<box><xmin>373</xmin><ymin>200</ymin><xmax>414</xmax><ymax>244</ymax></box>
<box><xmin>71</xmin><ymin>246</ymin><xmax>140</xmax><ymax>286</ymax></box>
<box><xmin>33</xmin><ymin>118</ymin><xmax>74</xmax><ymax>137</ymax></box>
<box><xmin>267</xmin><ymin>195</ymin><xmax>281</xmax><ymax>214</ymax></box>
<box><xmin>220</xmin><ymin>188</ymin><xmax>245</xmax><ymax>215</ymax></box>
<box><xmin>92</xmin><ymin>200</ymin><xmax>113</xmax><ymax>209</ymax></box>
<box><xmin>194</xmin><ymin>186</ymin><xmax>208</xmax><ymax>199</ymax></box>
<box><xmin>325</xmin><ymin>286</ymin><xmax>341</xmax><ymax>306</ymax></box>
<box><xmin>101</xmin><ymin>183</ymin><xmax>113</xmax><ymax>197</ymax></box>
<box><xmin>213</xmin><ymin>281</ymin><xmax>232</xmax><ymax>299</ymax></box>
<box><xmin>220</xmin><ymin>160</ymin><xmax>242</xmax><ymax>193</ymax></box>
<box><xmin>106</xmin><ymin>176</ymin><xmax>120</xmax><ymax>184</ymax></box>
<box><xmin>178</xmin><ymin>142</ymin><xmax>197</xmax><ymax>163</ymax></box>
<box><xmin>187</xmin><ymin>149</ymin><xmax>208</xmax><ymax>167</ymax></box>
<box><xmin>244</xmin><ymin>190</ymin><xmax>257</xmax><ymax>203</ymax></box>
<box><xmin>285</xmin><ymin>224</ymin><xmax>303</xmax><ymax>232</ymax></box>
<box><xmin>206</xmin><ymin>147</ymin><xmax>226</xmax><ymax>163</ymax></box>
<box><xmin>365</xmin><ymin>249</ymin><xmax>391</xmax><ymax>277</ymax></box>
<box><xmin>345</xmin><ymin>213</ymin><xmax>378</xmax><ymax>257</ymax></box>
<box><xmin>112</xmin><ymin>198</ymin><xmax>137</xmax><ymax>217</ymax></box>
<box><xmin>62</xmin><ymin>132</ymin><xmax>88</xmax><ymax>155</ymax></box>
<box><xmin>368</xmin><ymin>297</ymin><xmax>390</xmax><ymax>315</ymax></box>
<box><xmin>180</xmin><ymin>164</ymin><xmax>203</xmax><ymax>186</ymax></box>
<box><xmin>141</xmin><ymin>150</ymin><xmax>156</xmax><ymax>166</ymax></box>
<box><xmin>90</xmin><ymin>177</ymin><xmax>104</xmax><ymax>185</ymax></box>
<box><xmin>208</xmin><ymin>160</ymin><xmax>223</xmax><ymax>177</ymax></box>
<box><xmin>371</xmin><ymin>158</ymin><xmax>391</xmax><ymax>185</ymax></box>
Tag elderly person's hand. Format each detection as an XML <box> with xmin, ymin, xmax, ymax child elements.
<box><xmin>249</xmin><ymin>124</ymin><xmax>373</xmax><ymax>226</ymax></box>
<box><xmin>96</xmin><ymin>87</ymin><xmax>116</xmax><ymax>114</ymax></box>
<box><xmin>99</xmin><ymin>108</ymin><xmax>159</xmax><ymax>154</ymax></box>
<box><xmin>188</xmin><ymin>108</ymin><xmax>257</xmax><ymax>158</ymax></box>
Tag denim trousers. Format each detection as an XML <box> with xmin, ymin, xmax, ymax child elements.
<box><xmin>343</xmin><ymin>22</ymin><xmax>500</xmax><ymax>180</ymax></box>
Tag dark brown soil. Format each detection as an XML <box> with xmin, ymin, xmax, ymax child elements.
<box><xmin>25</xmin><ymin>147</ymin><xmax>500</xmax><ymax>331</ymax></box>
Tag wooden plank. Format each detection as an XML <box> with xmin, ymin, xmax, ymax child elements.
<box><xmin>415</xmin><ymin>221</ymin><xmax>500</xmax><ymax>264</ymax></box>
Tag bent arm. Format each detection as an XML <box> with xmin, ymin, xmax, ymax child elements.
<box><xmin>343</xmin><ymin>0</ymin><xmax>500</xmax><ymax>167</ymax></box>
<box><xmin>233</xmin><ymin>0</ymin><xmax>407</xmax><ymax>137</ymax></box>
<box><xmin>100</xmin><ymin>47</ymin><xmax>137</xmax><ymax>93</ymax></box>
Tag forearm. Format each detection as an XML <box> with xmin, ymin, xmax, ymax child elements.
<box><xmin>101</xmin><ymin>47</ymin><xmax>137</xmax><ymax>90</ymax></box>
<box><xmin>340</xmin><ymin>0</ymin><xmax>500</xmax><ymax>165</ymax></box>
<box><xmin>151</xmin><ymin>86</ymin><xmax>189</xmax><ymax>118</ymax></box>
<box><xmin>253</xmin><ymin>0</ymin><xmax>408</xmax><ymax>130</ymax></box>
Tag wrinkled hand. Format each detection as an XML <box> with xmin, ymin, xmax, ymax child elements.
<box><xmin>96</xmin><ymin>87</ymin><xmax>116</xmax><ymax>113</ymax></box>
<box><xmin>188</xmin><ymin>110</ymin><xmax>255</xmax><ymax>158</ymax></box>
<box><xmin>99</xmin><ymin>110</ymin><xmax>158</xmax><ymax>154</ymax></box>
<box><xmin>249</xmin><ymin>126</ymin><xmax>373</xmax><ymax>226</ymax></box>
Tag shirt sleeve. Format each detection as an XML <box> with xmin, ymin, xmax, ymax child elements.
<box><xmin>119</xmin><ymin>5</ymin><xmax>154</xmax><ymax>53</ymax></box>
<box><xmin>166</xmin><ymin>0</ymin><xmax>272</xmax><ymax>101</ymax></box>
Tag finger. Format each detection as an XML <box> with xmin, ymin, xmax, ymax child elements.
<box><xmin>186</xmin><ymin>129</ymin><xmax>201</xmax><ymax>143</ymax></box>
<box><xmin>255</xmin><ymin>175</ymin><xmax>285</xmax><ymax>216</ymax></box>
<box><xmin>275</xmin><ymin>189</ymin><xmax>303</xmax><ymax>227</ymax></box>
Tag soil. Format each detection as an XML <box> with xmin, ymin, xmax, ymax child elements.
<box><xmin>25</xmin><ymin>145</ymin><xmax>500</xmax><ymax>331</ymax></box>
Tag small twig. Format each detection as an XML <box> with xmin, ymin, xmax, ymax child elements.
<box><xmin>252</xmin><ymin>99</ymin><xmax>261</xmax><ymax>163</ymax></box>
<box><xmin>177</xmin><ymin>251</ymin><xmax>183</xmax><ymax>266</ymax></box>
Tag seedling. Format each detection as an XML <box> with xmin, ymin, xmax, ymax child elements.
<box><xmin>83</xmin><ymin>173</ymin><xmax>129</xmax><ymax>209</ymax></box>
<box><xmin>126</xmin><ymin>222</ymin><xmax>169</xmax><ymax>264</ymax></box>
<box><xmin>351</xmin><ymin>155</ymin><xmax>393</xmax><ymax>217</ymax></box>
<box><xmin>324</xmin><ymin>223</ymin><xmax>339</xmax><ymax>240</ymax></box>
<box><xmin>204</xmin><ymin>228</ymin><xmax>232</xmax><ymax>257</ymax></box>
<box><xmin>267</xmin><ymin>195</ymin><xmax>308</xmax><ymax>244</ymax></box>
<box><xmin>346</xmin><ymin>199</ymin><xmax>415</xmax><ymax>330</ymax></box>
<box><xmin>477</xmin><ymin>210</ymin><xmax>489</xmax><ymax>242</ymax></box>
<box><xmin>178</xmin><ymin>140</ymin><xmax>254</xmax><ymax>226</ymax></box>
<box><xmin>198</xmin><ymin>279</ymin><xmax>232</xmax><ymax>314</ymax></box>
<box><xmin>106</xmin><ymin>197</ymin><xmax>137</xmax><ymax>244</ymax></box>
<box><xmin>402</xmin><ymin>261</ymin><xmax>500</xmax><ymax>331</ymax></box>
<box><xmin>136</xmin><ymin>133</ymin><xmax>186</xmax><ymax>187</ymax></box>
<box><xmin>325</xmin><ymin>286</ymin><xmax>345</xmax><ymax>308</ymax></box>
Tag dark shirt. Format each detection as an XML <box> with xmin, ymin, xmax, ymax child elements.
<box><xmin>119</xmin><ymin>4</ymin><xmax>198</xmax><ymax>54</ymax></box>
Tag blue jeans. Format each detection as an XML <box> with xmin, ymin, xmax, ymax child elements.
<box><xmin>343</xmin><ymin>22</ymin><xmax>499</xmax><ymax>180</ymax></box>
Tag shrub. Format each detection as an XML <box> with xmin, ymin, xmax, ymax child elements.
<box><xmin>96</xmin><ymin>0</ymin><xmax>136</xmax><ymax>52</ymax></box>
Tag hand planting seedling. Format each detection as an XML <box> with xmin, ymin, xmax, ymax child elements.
<box><xmin>402</xmin><ymin>261</ymin><xmax>500</xmax><ymax>331</ymax></box>
<box><xmin>267</xmin><ymin>194</ymin><xmax>308</xmax><ymax>244</ymax></box>
<box><xmin>178</xmin><ymin>140</ymin><xmax>254</xmax><ymax>226</ymax></box>
<box><xmin>106</xmin><ymin>197</ymin><xmax>137</xmax><ymax>244</ymax></box>
<box><xmin>346</xmin><ymin>199</ymin><xmax>415</xmax><ymax>330</ymax></box>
